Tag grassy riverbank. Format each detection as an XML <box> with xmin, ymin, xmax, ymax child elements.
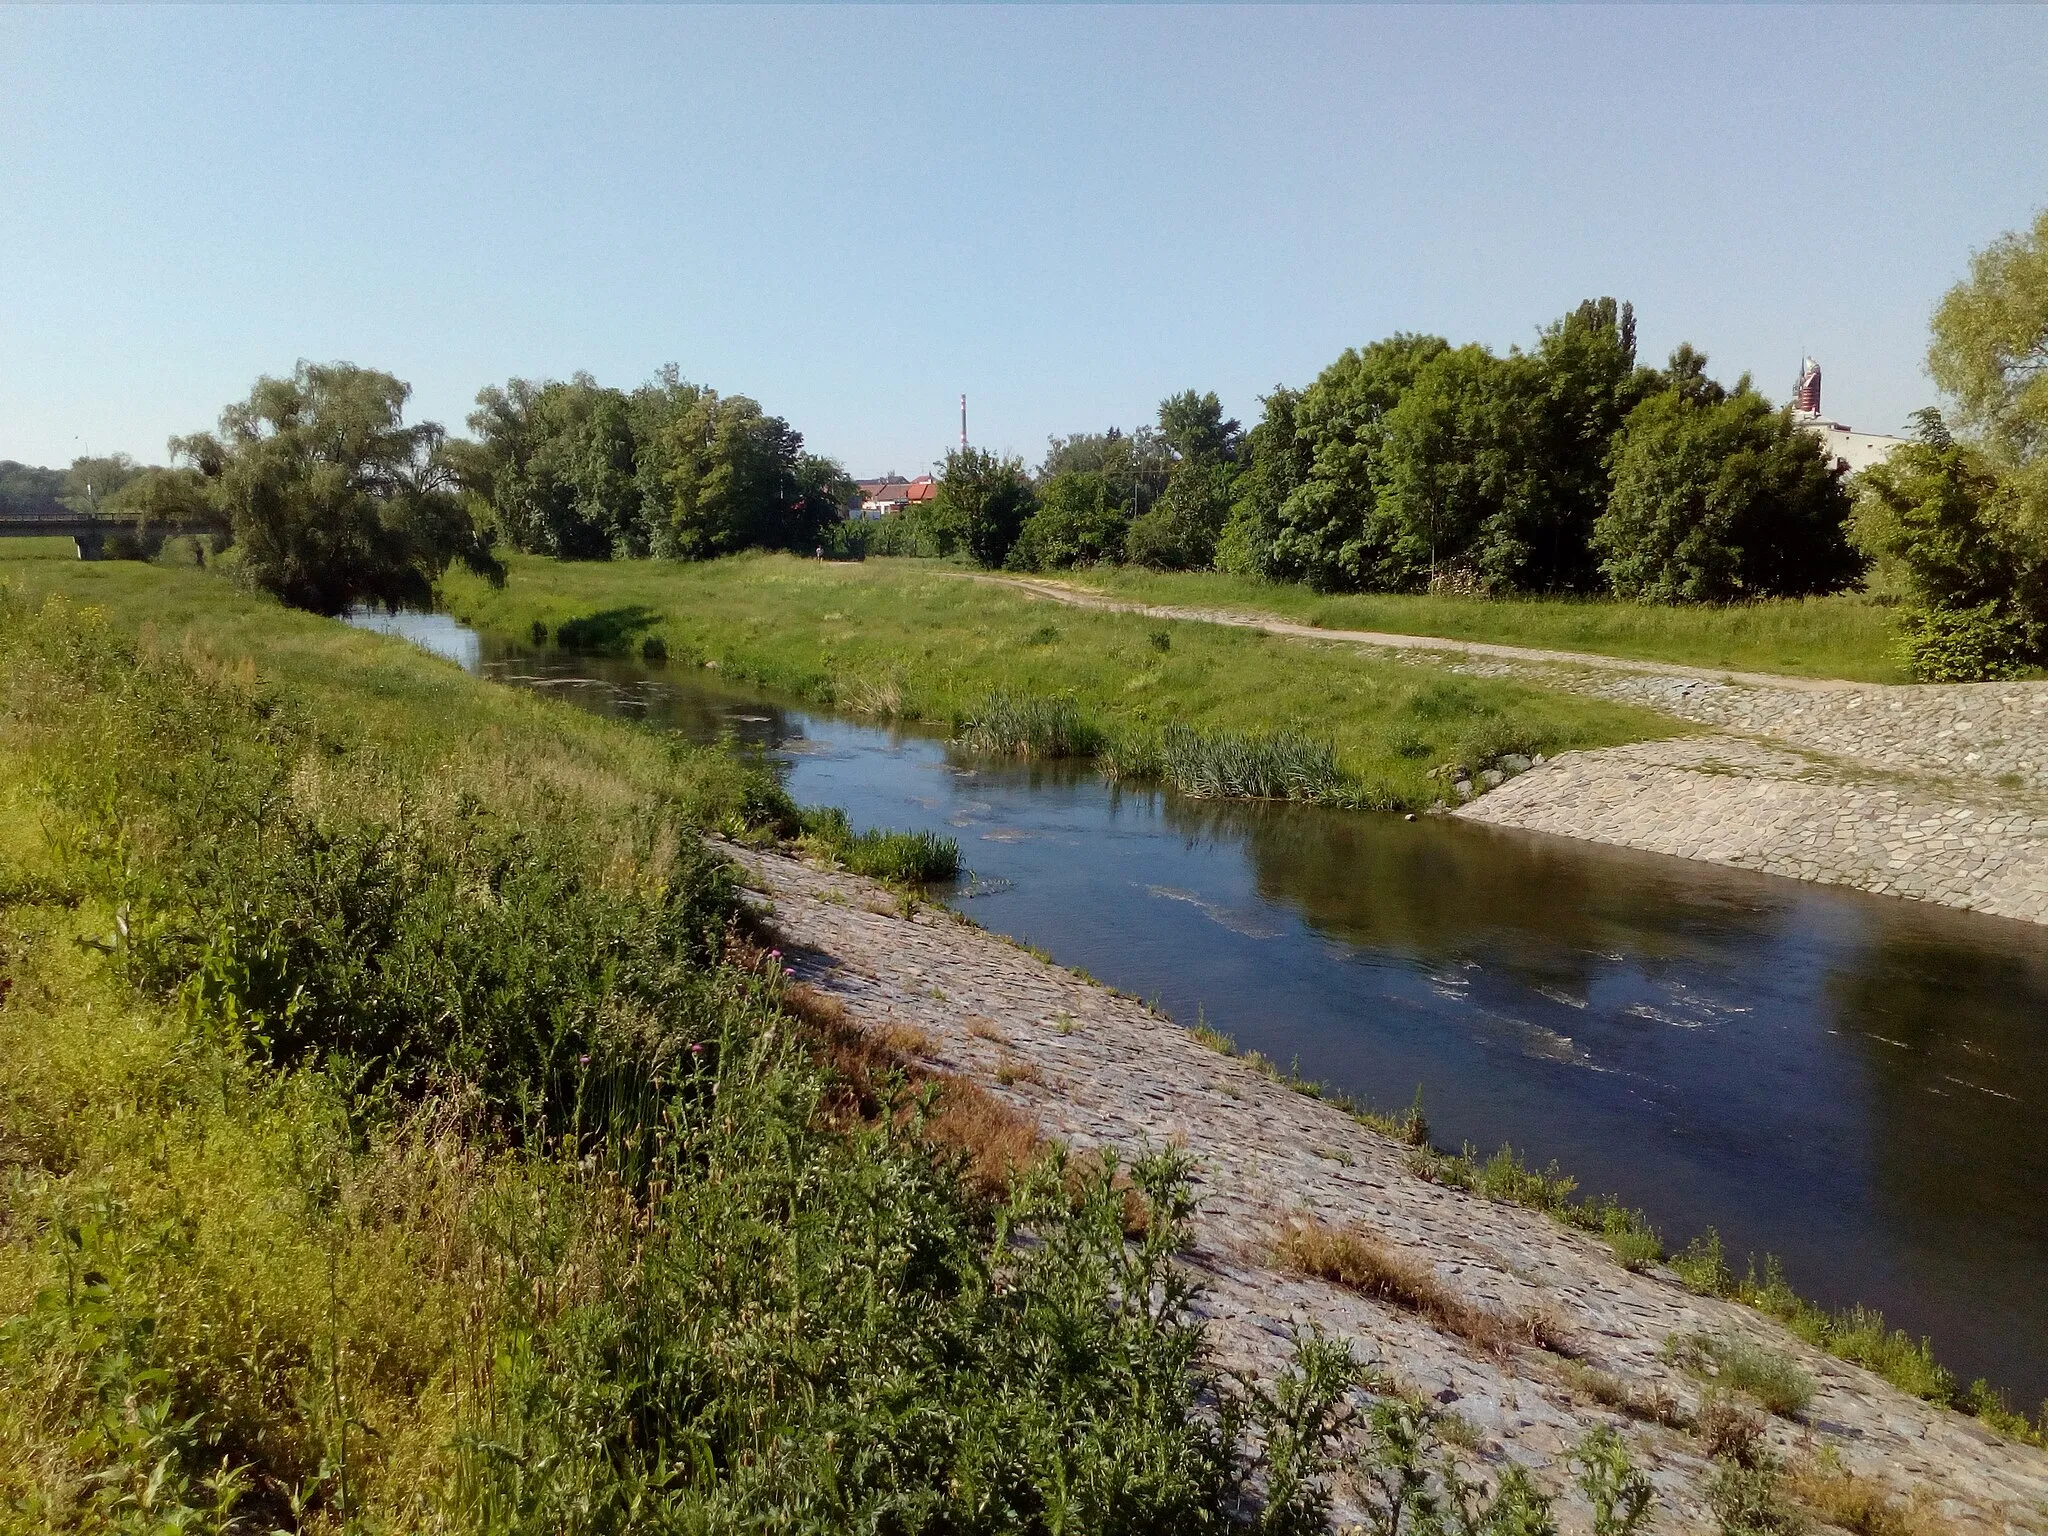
<box><xmin>1033</xmin><ymin>567</ymin><xmax>1910</xmax><ymax>684</ymax></box>
<box><xmin>0</xmin><ymin>563</ymin><xmax>1318</xmax><ymax>1531</ymax></box>
<box><xmin>440</xmin><ymin>552</ymin><xmax>1684</xmax><ymax>809</ymax></box>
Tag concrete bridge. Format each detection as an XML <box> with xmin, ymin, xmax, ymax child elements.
<box><xmin>0</xmin><ymin>515</ymin><xmax>217</xmax><ymax>560</ymax></box>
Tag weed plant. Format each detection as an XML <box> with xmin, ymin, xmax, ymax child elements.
<box><xmin>1667</xmin><ymin>1232</ymin><xmax>2047</xmax><ymax>1442</ymax></box>
<box><xmin>1251</xmin><ymin>1329</ymin><xmax>1657</xmax><ymax>1536</ymax></box>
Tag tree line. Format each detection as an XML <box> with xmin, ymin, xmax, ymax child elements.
<box><xmin>908</xmin><ymin>300</ymin><xmax>1861</xmax><ymax>607</ymax></box>
<box><xmin>4</xmin><ymin>363</ymin><xmax>854</xmax><ymax>615</ymax></box>
<box><xmin>9</xmin><ymin>209</ymin><xmax>2042</xmax><ymax>675</ymax></box>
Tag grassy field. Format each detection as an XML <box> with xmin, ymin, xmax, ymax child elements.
<box><xmin>1</xmin><ymin>558</ymin><xmax>1344</xmax><ymax>1532</ymax></box>
<box><xmin>1040</xmin><ymin>565</ymin><xmax>1909</xmax><ymax>684</ymax></box>
<box><xmin>440</xmin><ymin>552</ymin><xmax>1684</xmax><ymax>809</ymax></box>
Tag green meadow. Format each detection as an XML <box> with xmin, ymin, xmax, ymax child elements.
<box><xmin>440</xmin><ymin>552</ymin><xmax>1685</xmax><ymax>810</ymax></box>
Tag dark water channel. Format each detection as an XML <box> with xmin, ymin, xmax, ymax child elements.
<box><xmin>353</xmin><ymin>610</ymin><xmax>2048</xmax><ymax>1408</ymax></box>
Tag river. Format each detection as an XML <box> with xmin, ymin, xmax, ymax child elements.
<box><xmin>353</xmin><ymin>608</ymin><xmax>2048</xmax><ymax>1410</ymax></box>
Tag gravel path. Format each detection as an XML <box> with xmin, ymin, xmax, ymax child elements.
<box><xmin>728</xmin><ymin>843</ymin><xmax>2048</xmax><ymax>1535</ymax></box>
<box><xmin>977</xmin><ymin>575</ymin><xmax>2048</xmax><ymax>924</ymax></box>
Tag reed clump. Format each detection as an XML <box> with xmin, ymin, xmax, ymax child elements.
<box><xmin>799</xmin><ymin>806</ymin><xmax>961</xmax><ymax>884</ymax></box>
<box><xmin>1156</xmin><ymin>723</ymin><xmax>1342</xmax><ymax>802</ymax></box>
<box><xmin>954</xmin><ymin>690</ymin><xmax>1104</xmax><ymax>758</ymax></box>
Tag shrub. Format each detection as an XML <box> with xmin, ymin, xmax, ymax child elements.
<box><xmin>1008</xmin><ymin>469</ymin><xmax>1130</xmax><ymax>570</ymax></box>
<box><xmin>1895</xmin><ymin>601</ymin><xmax>2035</xmax><ymax>680</ymax></box>
<box><xmin>1713</xmin><ymin>1337</ymin><xmax>1817</xmax><ymax>1417</ymax></box>
<box><xmin>1595</xmin><ymin>387</ymin><xmax>1859</xmax><ymax>603</ymax></box>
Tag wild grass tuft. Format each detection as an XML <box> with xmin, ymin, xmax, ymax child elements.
<box><xmin>1273</xmin><ymin>1217</ymin><xmax>1571</xmax><ymax>1362</ymax></box>
<box><xmin>799</xmin><ymin>806</ymin><xmax>961</xmax><ymax>884</ymax></box>
<box><xmin>1156</xmin><ymin>723</ymin><xmax>1342</xmax><ymax>801</ymax></box>
<box><xmin>954</xmin><ymin>690</ymin><xmax>1105</xmax><ymax>758</ymax></box>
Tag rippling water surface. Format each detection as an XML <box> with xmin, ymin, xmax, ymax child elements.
<box><xmin>351</xmin><ymin>608</ymin><xmax>2048</xmax><ymax>1408</ymax></box>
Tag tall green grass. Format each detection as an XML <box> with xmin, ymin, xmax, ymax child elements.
<box><xmin>0</xmin><ymin>584</ymin><xmax>1325</xmax><ymax>1532</ymax></box>
<box><xmin>954</xmin><ymin>690</ymin><xmax>1104</xmax><ymax>758</ymax></box>
<box><xmin>798</xmin><ymin>805</ymin><xmax>961</xmax><ymax>884</ymax></box>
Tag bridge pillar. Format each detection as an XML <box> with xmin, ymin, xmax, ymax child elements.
<box><xmin>73</xmin><ymin>531</ymin><xmax>105</xmax><ymax>561</ymax></box>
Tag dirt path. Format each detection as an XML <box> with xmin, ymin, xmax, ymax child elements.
<box><xmin>728</xmin><ymin>842</ymin><xmax>2048</xmax><ymax>1535</ymax></box>
<box><xmin>973</xmin><ymin>574</ymin><xmax>1859</xmax><ymax>692</ymax></box>
<box><xmin>975</xmin><ymin>574</ymin><xmax>2048</xmax><ymax>923</ymax></box>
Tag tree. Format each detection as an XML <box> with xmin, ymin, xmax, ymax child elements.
<box><xmin>460</xmin><ymin>374</ymin><xmax>642</xmax><ymax>558</ymax></box>
<box><xmin>1156</xmin><ymin>389</ymin><xmax>1241</xmax><ymax>465</ymax></box>
<box><xmin>638</xmin><ymin>387</ymin><xmax>813</xmax><ymax>560</ymax></box>
<box><xmin>1593</xmin><ymin>380</ymin><xmax>1858</xmax><ymax>603</ymax></box>
<box><xmin>1256</xmin><ymin>335</ymin><xmax>1447</xmax><ymax>590</ymax></box>
<box><xmin>1521</xmin><ymin>298</ymin><xmax>1660</xmax><ymax>590</ymax></box>
<box><xmin>1375</xmin><ymin>344</ymin><xmax>1548</xmax><ymax>590</ymax></box>
<box><xmin>1040</xmin><ymin>427</ymin><xmax>1173</xmax><ymax>518</ymax></box>
<box><xmin>59</xmin><ymin>453</ymin><xmax>147</xmax><ymax>517</ymax></box>
<box><xmin>174</xmin><ymin>361</ymin><xmax>501</xmax><ymax>616</ymax></box>
<box><xmin>1928</xmin><ymin>207</ymin><xmax>2048</xmax><ymax>530</ymax></box>
<box><xmin>1853</xmin><ymin>410</ymin><xmax>2048</xmax><ymax>677</ymax></box>
<box><xmin>935</xmin><ymin>447</ymin><xmax>1036</xmax><ymax>569</ymax></box>
<box><xmin>1008</xmin><ymin>470</ymin><xmax>1130</xmax><ymax>570</ymax></box>
<box><xmin>1125</xmin><ymin>459</ymin><xmax>1235</xmax><ymax>569</ymax></box>
<box><xmin>0</xmin><ymin>461</ymin><xmax>65</xmax><ymax>519</ymax></box>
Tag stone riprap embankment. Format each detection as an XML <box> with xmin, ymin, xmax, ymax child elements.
<box><xmin>726</xmin><ymin>843</ymin><xmax>2048</xmax><ymax>1535</ymax></box>
<box><xmin>977</xmin><ymin>575</ymin><xmax>2048</xmax><ymax>924</ymax></box>
<box><xmin>1432</xmin><ymin>661</ymin><xmax>2048</xmax><ymax>924</ymax></box>
<box><xmin>1454</xmin><ymin>734</ymin><xmax>2048</xmax><ymax>923</ymax></box>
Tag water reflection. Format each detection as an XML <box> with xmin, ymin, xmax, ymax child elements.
<box><xmin>347</xmin><ymin>609</ymin><xmax>2048</xmax><ymax>1406</ymax></box>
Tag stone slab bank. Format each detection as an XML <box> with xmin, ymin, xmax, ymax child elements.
<box><xmin>1435</xmin><ymin>666</ymin><xmax>2048</xmax><ymax>926</ymax></box>
<box><xmin>726</xmin><ymin>842</ymin><xmax>2048</xmax><ymax>1536</ymax></box>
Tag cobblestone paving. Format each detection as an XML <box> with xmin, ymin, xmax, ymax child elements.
<box><xmin>728</xmin><ymin>844</ymin><xmax>2048</xmax><ymax>1535</ymax></box>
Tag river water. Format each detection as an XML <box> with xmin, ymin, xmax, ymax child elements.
<box><xmin>352</xmin><ymin>609</ymin><xmax>2048</xmax><ymax>1408</ymax></box>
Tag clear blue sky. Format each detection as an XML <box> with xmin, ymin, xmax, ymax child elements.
<box><xmin>4</xmin><ymin>5</ymin><xmax>2044</xmax><ymax>478</ymax></box>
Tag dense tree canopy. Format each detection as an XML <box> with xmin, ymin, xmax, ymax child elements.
<box><xmin>173</xmin><ymin>362</ymin><xmax>501</xmax><ymax>615</ymax></box>
<box><xmin>0</xmin><ymin>461</ymin><xmax>65</xmax><ymax>519</ymax></box>
<box><xmin>1930</xmin><ymin>207</ymin><xmax>2048</xmax><ymax>534</ymax></box>
<box><xmin>459</xmin><ymin>367</ymin><xmax>851</xmax><ymax>562</ymax></box>
<box><xmin>1008</xmin><ymin>469</ymin><xmax>1129</xmax><ymax>570</ymax></box>
<box><xmin>1855</xmin><ymin>411</ymin><xmax>2048</xmax><ymax>677</ymax></box>
<box><xmin>1593</xmin><ymin>378</ymin><xmax>1858</xmax><ymax>603</ymax></box>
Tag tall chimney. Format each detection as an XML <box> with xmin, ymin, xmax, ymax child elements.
<box><xmin>960</xmin><ymin>394</ymin><xmax>968</xmax><ymax>451</ymax></box>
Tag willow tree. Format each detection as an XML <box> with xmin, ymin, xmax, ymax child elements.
<box><xmin>175</xmin><ymin>362</ymin><xmax>500</xmax><ymax>615</ymax></box>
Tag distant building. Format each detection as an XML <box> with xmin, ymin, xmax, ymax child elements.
<box><xmin>1789</xmin><ymin>357</ymin><xmax>1907</xmax><ymax>475</ymax></box>
<box><xmin>854</xmin><ymin>473</ymin><xmax>937</xmax><ymax>520</ymax></box>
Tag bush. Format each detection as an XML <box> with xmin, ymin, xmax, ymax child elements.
<box><xmin>1595</xmin><ymin>387</ymin><xmax>1859</xmax><ymax>603</ymax></box>
<box><xmin>1008</xmin><ymin>470</ymin><xmax>1130</xmax><ymax>570</ymax></box>
<box><xmin>1853</xmin><ymin>418</ymin><xmax>2048</xmax><ymax>678</ymax></box>
<box><xmin>1895</xmin><ymin>600</ymin><xmax>2036</xmax><ymax>680</ymax></box>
